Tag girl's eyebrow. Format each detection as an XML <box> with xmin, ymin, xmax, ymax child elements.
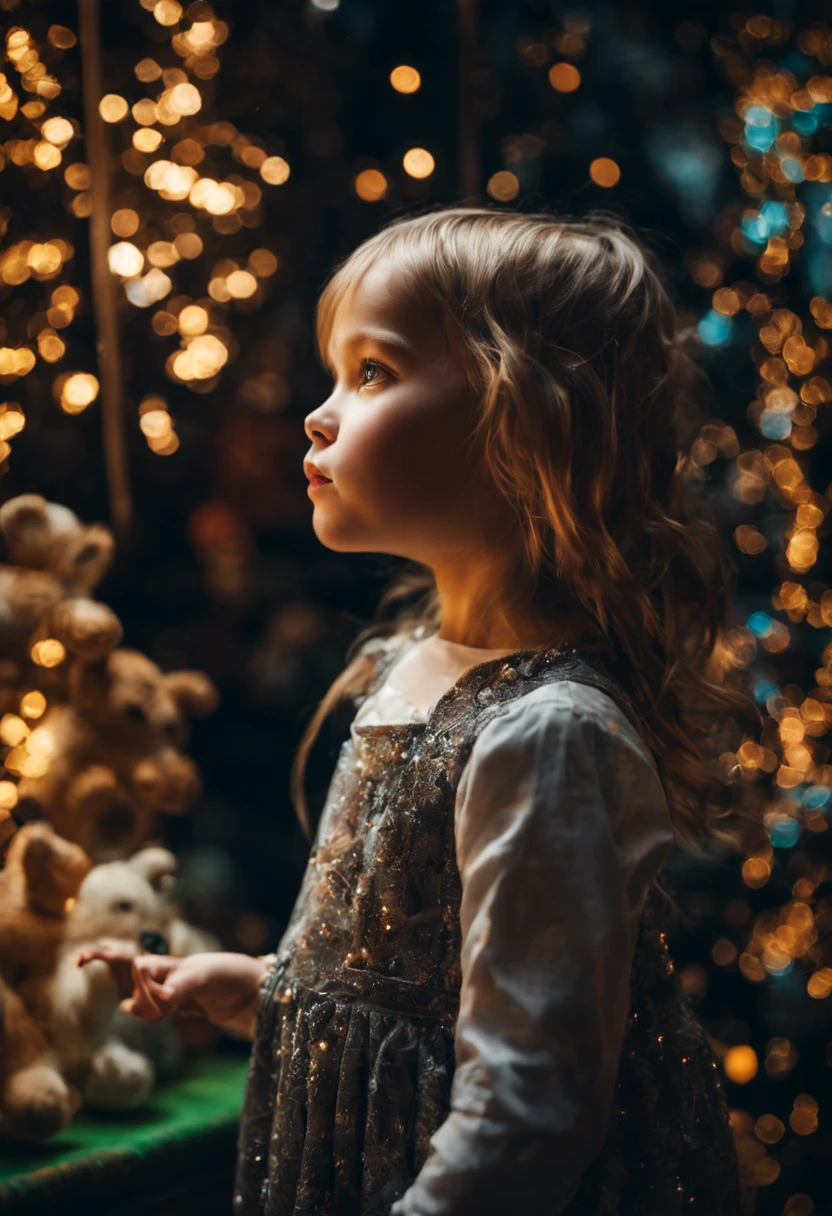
<box><xmin>327</xmin><ymin>328</ymin><xmax>417</xmax><ymax>367</ymax></box>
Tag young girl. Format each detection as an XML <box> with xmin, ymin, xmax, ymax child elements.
<box><xmin>83</xmin><ymin>206</ymin><xmax>761</xmax><ymax>1214</ymax></box>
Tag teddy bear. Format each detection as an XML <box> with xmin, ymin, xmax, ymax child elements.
<box><xmin>0</xmin><ymin>494</ymin><xmax>124</xmax><ymax>719</ymax></box>
<box><xmin>51</xmin><ymin>843</ymin><xmax>221</xmax><ymax>1112</ymax></box>
<box><xmin>12</xmin><ymin>647</ymin><xmax>220</xmax><ymax>860</ymax></box>
<box><xmin>0</xmin><ymin>820</ymin><xmax>93</xmax><ymax>1141</ymax></box>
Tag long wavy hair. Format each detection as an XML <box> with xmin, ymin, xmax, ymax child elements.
<box><xmin>290</xmin><ymin>204</ymin><xmax>762</xmax><ymax>858</ymax></box>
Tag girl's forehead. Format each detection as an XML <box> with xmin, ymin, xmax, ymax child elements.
<box><xmin>329</xmin><ymin>258</ymin><xmax>441</xmax><ymax>353</ymax></box>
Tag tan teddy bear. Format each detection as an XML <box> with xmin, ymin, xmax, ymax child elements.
<box><xmin>14</xmin><ymin>648</ymin><xmax>220</xmax><ymax>860</ymax></box>
<box><xmin>52</xmin><ymin>844</ymin><xmax>220</xmax><ymax>1111</ymax></box>
<box><xmin>0</xmin><ymin>820</ymin><xmax>93</xmax><ymax>1141</ymax></box>
<box><xmin>0</xmin><ymin>493</ymin><xmax>123</xmax><ymax>664</ymax></box>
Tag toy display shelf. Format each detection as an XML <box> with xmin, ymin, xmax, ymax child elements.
<box><xmin>0</xmin><ymin>1050</ymin><xmax>251</xmax><ymax>1216</ymax></box>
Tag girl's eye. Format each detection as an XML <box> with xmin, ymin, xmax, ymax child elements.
<box><xmin>358</xmin><ymin>358</ymin><xmax>389</xmax><ymax>388</ymax></box>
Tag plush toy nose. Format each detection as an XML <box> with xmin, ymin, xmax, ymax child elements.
<box><xmin>139</xmin><ymin>929</ymin><xmax>170</xmax><ymax>955</ymax></box>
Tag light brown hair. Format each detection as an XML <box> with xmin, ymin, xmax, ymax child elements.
<box><xmin>291</xmin><ymin>204</ymin><xmax>762</xmax><ymax>857</ymax></box>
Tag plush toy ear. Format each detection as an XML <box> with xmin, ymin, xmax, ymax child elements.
<box><xmin>128</xmin><ymin>844</ymin><xmax>178</xmax><ymax>893</ymax></box>
<box><xmin>19</xmin><ymin>823</ymin><xmax>93</xmax><ymax>915</ymax></box>
<box><xmin>58</xmin><ymin>524</ymin><xmax>116</xmax><ymax>589</ymax></box>
<box><xmin>67</xmin><ymin>653</ymin><xmax>111</xmax><ymax>706</ymax></box>
<box><xmin>0</xmin><ymin>494</ymin><xmax>50</xmax><ymax>560</ymax></box>
<box><xmin>164</xmin><ymin>671</ymin><xmax>220</xmax><ymax>717</ymax></box>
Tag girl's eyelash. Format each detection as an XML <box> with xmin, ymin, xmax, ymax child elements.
<box><xmin>358</xmin><ymin>357</ymin><xmax>389</xmax><ymax>387</ymax></box>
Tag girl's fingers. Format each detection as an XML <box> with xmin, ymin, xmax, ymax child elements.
<box><xmin>78</xmin><ymin>950</ymin><xmax>184</xmax><ymax>1020</ymax></box>
<box><xmin>76</xmin><ymin>948</ymin><xmax>137</xmax><ymax>999</ymax></box>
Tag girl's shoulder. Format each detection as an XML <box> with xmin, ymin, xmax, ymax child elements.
<box><xmin>470</xmin><ymin>677</ymin><xmax>660</xmax><ymax>779</ymax></box>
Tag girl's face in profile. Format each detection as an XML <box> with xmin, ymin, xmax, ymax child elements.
<box><xmin>303</xmin><ymin>258</ymin><xmax>510</xmax><ymax>567</ymax></box>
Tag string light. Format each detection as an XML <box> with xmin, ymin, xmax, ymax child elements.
<box><xmin>389</xmin><ymin>65</ymin><xmax>420</xmax><ymax>94</ymax></box>
<box><xmin>99</xmin><ymin>93</ymin><xmax>129</xmax><ymax>122</ymax></box>
<box><xmin>402</xmin><ymin>147</ymin><xmax>434</xmax><ymax>178</ymax></box>
<box><xmin>60</xmin><ymin>373</ymin><xmax>99</xmax><ymax>414</ymax></box>
<box><xmin>354</xmin><ymin>169</ymin><xmax>388</xmax><ymax>201</ymax></box>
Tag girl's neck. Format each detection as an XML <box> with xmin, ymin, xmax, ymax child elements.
<box><xmin>434</xmin><ymin>607</ymin><xmax>601</xmax><ymax>652</ymax></box>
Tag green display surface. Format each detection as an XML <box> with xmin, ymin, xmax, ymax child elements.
<box><xmin>0</xmin><ymin>1052</ymin><xmax>251</xmax><ymax>1216</ymax></box>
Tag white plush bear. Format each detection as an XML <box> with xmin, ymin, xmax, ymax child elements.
<box><xmin>51</xmin><ymin>844</ymin><xmax>220</xmax><ymax>1111</ymax></box>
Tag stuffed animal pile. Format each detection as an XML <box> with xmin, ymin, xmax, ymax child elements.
<box><xmin>0</xmin><ymin>493</ymin><xmax>219</xmax><ymax>861</ymax></box>
<box><xmin>0</xmin><ymin>494</ymin><xmax>224</xmax><ymax>1141</ymax></box>
<box><xmin>0</xmin><ymin>821</ymin><xmax>220</xmax><ymax>1140</ymax></box>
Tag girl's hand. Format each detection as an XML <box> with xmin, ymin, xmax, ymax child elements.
<box><xmin>77</xmin><ymin>949</ymin><xmax>269</xmax><ymax>1034</ymax></box>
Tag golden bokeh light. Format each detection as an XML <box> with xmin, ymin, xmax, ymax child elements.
<box><xmin>133</xmin><ymin>127</ymin><xmax>163</xmax><ymax>153</ymax></box>
<box><xmin>41</xmin><ymin>116</ymin><xmax>73</xmax><ymax>147</ymax></box>
<box><xmin>99</xmin><ymin>94</ymin><xmax>129</xmax><ymax>123</ymax></box>
<box><xmin>27</xmin><ymin>243</ymin><xmax>62</xmax><ymax>275</ymax></box>
<box><xmin>173</xmin><ymin>137</ymin><xmax>204</xmax><ymax>165</ymax></box>
<box><xmin>0</xmin><ymin>781</ymin><xmax>18</xmax><ymax>810</ymax></box>
<box><xmin>723</xmin><ymin>1045</ymin><xmax>759</xmax><ymax>1084</ymax></box>
<box><xmin>135</xmin><ymin>57</ymin><xmax>162</xmax><ymax>82</ymax></box>
<box><xmin>226</xmin><ymin>269</ymin><xmax>258</xmax><ymax>298</ymax></box>
<box><xmin>111</xmin><ymin>208</ymin><xmax>140</xmax><ymax>237</ymax></box>
<box><xmin>170</xmin><ymin>81</ymin><xmax>202</xmax><ymax>115</ymax></box>
<box><xmin>249</xmin><ymin>248</ymin><xmax>278</xmax><ymax>277</ymax></box>
<box><xmin>148</xmin><ymin>430</ymin><xmax>180</xmax><ymax>456</ymax></box>
<box><xmin>260</xmin><ymin>156</ymin><xmax>290</xmax><ymax>185</ymax></box>
<box><xmin>403</xmin><ymin>147</ymin><xmax>434</xmax><ymax>178</ymax></box>
<box><xmin>548</xmin><ymin>62</ymin><xmax>581</xmax><ymax>92</ymax></box>
<box><xmin>30</xmin><ymin>639</ymin><xmax>66</xmax><ymax>668</ymax></box>
<box><xmin>390</xmin><ymin>65</ymin><xmax>421</xmax><ymax>94</ymax></box>
<box><xmin>37</xmin><ymin>329</ymin><xmax>66</xmax><ymax>363</ymax></box>
<box><xmin>487</xmin><ymin>171</ymin><xmax>519</xmax><ymax>201</ymax></box>
<box><xmin>0</xmin><ymin>407</ymin><xmax>25</xmax><ymax>441</ymax></box>
<box><xmin>0</xmin><ymin>713</ymin><xmax>30</xmax><ymax>747</ymax></box>
<box><xmin>153</xmin><ymin>0</ymin><xmax>182</xmax><ymax>26</ymax></box>
<box><xmin>174</xmin><ymin>231</ymin><xmax>203</xmax><ymax>259</ymax></box>
<box><xmin>147</xmin><ymin>240</ymin><xmax>180</xmax><ymax>268</ymax></box>
<box><xmin>60</xmin><ymin>372</ymin><xmax>99</xmax><ymax>414</ymax></box>
<box><xmin>132</xmin><ymin>98</ymin><xmax>158</xmax><ymax>126</ymax></box>
<box><xmin>172</xmin><ymin>333</ymin><xmax>228</xmax><ymax>380</ymax></box>
<box><xmin>589</xmin><ymin>157</ymin><xmax>621</xmax><ymax>187</ymax></box>
<box><xmin>107</xmin><ymin>241</ymin><xmax>144</xmax><ymax>278</ymax></box>
<box><xmin>20</xmin><ymin>690</ymin><xmax>46</xmax><ymax>719</ymax></box>
<box><xmin>125</xmin><ymin>268</ymin><xmax>172</xmax><ymax>307</ymax></box>
<box><xmin>354</xmin><ymin>169</ymin><xmax>388</xmax><ymax>201</ymax></box>
<box><xmin>139</xmin><ymin>408</ymin><xmax>173</xmax><ymax>439</ymax></box>
<box><xmin>0</xmin><ymin>348</ymin><xmax>36</xmax><ymax>377</ymax></box>
<box><xmin>178</xmin><ymin>304</ymin><xmax>208</xmax><ymax>336</ymax></box>
<box><xmin>64</xmin><ymin>162</ymin><xmax>90</xmax><ymax>190</ymax></box>
<box><xmin>47</xmin><ymin>25</ymin><xmax>77</xmax><ymax>49</ymax></box>
<box><xmin>33</xmin><ymin>142</ymin><xmax>61</xmax><ymax>170</ymax></box>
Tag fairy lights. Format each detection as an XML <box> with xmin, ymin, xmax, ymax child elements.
<box><xmin>107</xmin><ymin>241</ymin><xmax>145</xmax><ymax>277</ymax></box>
<box><xmin>402</xmin><ymin>147</ymin><xmax>434</xmax><ymax>178</ymax></box>
<box><xmin>389</xmin><ymin>65</ymin><xmax>421</xmax><ymax>94</ymax></box>
<box><xmin>353</xmin><ymin>168</ymin><xmax>387</xmax><ymax>201</ymax></box>
<box><xmin>486</xmin><ymin>171</ymin><xmax>519</xmax><ymax>201</ymax></box>
<box><xmin>548</xmin><ymin>62</ymin><xmax>581</xmax><ymax>92</ymax></box>
<box><xmin>60</xmin><ymin>373</ymin><xmax>100</xmax><ymax>415</ymax></box>
<box><xmin>689</xmin><ymin>28</ymin><xmax>832</xmax><ymax>1202</ymax></box>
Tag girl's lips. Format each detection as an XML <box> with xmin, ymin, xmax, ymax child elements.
<box><xmin>308</xmin><ymin>475</ymin><xmax>332</xmax><ymax>489</ymax></box>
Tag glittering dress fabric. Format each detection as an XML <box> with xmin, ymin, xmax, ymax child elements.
<box><xmin>233</xmin><ymin>644</ymin><xmax>742</xmax><ymax>1216</ymax></box>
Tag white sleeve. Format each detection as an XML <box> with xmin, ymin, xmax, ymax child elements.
<box><xmin>390</xmin><ymin>681</ymin><xmax>674</xmax><ymax>1216</ymax></box>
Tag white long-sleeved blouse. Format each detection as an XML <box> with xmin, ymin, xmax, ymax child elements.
<box><xmin>352</xmin><ymin>632</ymin><xmax>675</xmax><ymax>1216</ymax></box>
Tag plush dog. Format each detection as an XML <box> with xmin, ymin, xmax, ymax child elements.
<box><xmin>52</xmin><ymin>844</ymin><xmax>220</xmax><ymax>1111</ymax></box>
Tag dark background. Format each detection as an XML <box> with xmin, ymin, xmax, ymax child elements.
<box><xmin>1</xmin><ymin>2</ymin><xmax>831</xmax><ymax>1211</ymax></box>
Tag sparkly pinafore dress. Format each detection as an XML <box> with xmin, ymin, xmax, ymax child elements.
<box><xmin>233</xmin><ymin>641</ymin><xmax>742</xmax><ymax>1216</ymax></box>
